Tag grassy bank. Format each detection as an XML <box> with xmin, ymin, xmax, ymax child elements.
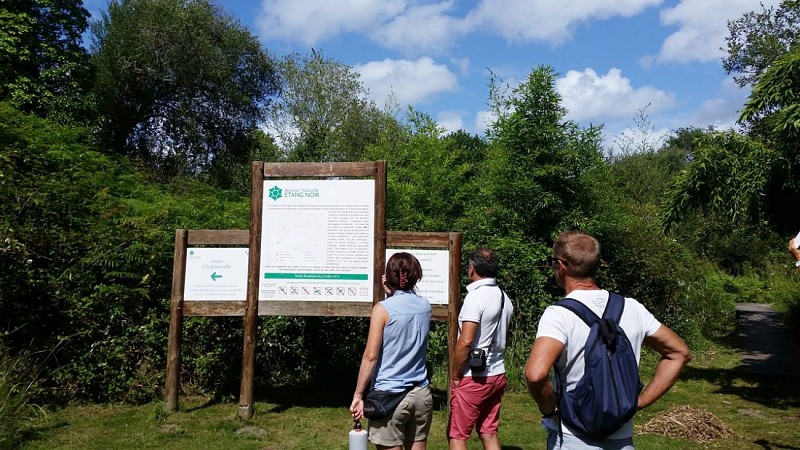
<box><xmin>17</xmin><ymin>344</ymin><xmax>800</xmax><ymax>450</ymax></box>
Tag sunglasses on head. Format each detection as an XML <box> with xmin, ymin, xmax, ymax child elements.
<box><xmin>545</xmin><ymin>255</ymin><xmax>566</xmax><ymax>266</ymax></box>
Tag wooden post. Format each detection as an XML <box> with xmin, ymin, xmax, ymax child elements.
<box><xmin>239</xmin><ymin>162</ymin><xmax>264</xmax><ymax>419</ymax></box>
<box><xmin>447</xmin><ymin>232</ymin><xmax>462</xmax><ymax>402</ymax></box>
<box><xmin>373</xmin><ymin>160</ymin><xmax>387</xmax><ymax>304</ymax></box>
<box><xmin>164</xmin><ymin>229</ymin><xmax>188</xmax><ymax>413</ymax></box>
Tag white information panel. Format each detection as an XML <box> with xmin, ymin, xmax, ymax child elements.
<box><xmin>184</xmin><ymin>247</ymin><xmax>249</xmax><ymax>301</ymax></box>
<box><xmin>259</xmin><ymin>179</ymin><xmax>375</xmax><ymax>302</ymax></box>
<box><xmin>386</xmin><ymin>248</ymin><xmax>450</xmax><ymax>305</ymax></box>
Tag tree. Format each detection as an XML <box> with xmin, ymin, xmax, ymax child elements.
<box><xmin>658</xmin><ymin>130</ymin><xmax>785</xmax><ymax>272</ymax></box>
<box><xmin>0</xmin><ymin>101</ymin><xmax>262</xmax><ymax>402</ymax></box>
<box><xmin>91</xmin><ymin>0</ymin><xmax>280</xmax><ymax>181</ymax></box>
<box><xmin>204</xmin><ymin>127</ymin><xmax>283</xmax><ymax>194</ymax></box>
<box><xmin>740</xmin><ymin>46</ymin><xmax>800</xmax><ymax>139</ymax></box>
<box><xmin>481</xmin><ymin>66</ymin><xmax>604</xmax><ymax>241</ymax></box>
<box><xmin>661</xmin><ymin>131</ymin><xmax>773</xmax><ymax>230</ymax></box>
<box><xmin>660</xmin><ymin>37</ymin><xmax>800</xmax><ymax>269</ymax></box>
<box><xmin>602</xmin><ymin>125</ymin><xmax>706</xmax><ymax>210</ymax></box>
<box><xmin>610</xmin><ymin>104</ymin><xmax>665</xmax><ymax>156</ymax></box>
<box><xmin>664</xmin><ymin>3</ymin><xmax>800</xmax><ymax>248</ymax></box>
<box><xmin>723</xmin><ymin>0</ymin><xmax>800</xmax><ymax>88</ymax></box>
<box><xmin>267</xmin><ymin>50</ymin><xmax>395</xmax><ymax>162</ymax></box>
<box><xmin>0</xmin><ymin>0</ymin><xmax>93</xmax><ymax>124</ymax></box>
<box><xmin>738</xmin><ymin>45</ymin><xmax>800</xmax><ymax>231</ymax></box>
<box><xmin>367</xmin><ymin>108</ymin><xmax>483</xmax><ymax>232</ymax></box>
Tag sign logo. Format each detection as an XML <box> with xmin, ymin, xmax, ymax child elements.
<box><xmin>268</xmin><ymin>185</ymin><xmax>283</xmax><ymax>201</ymax></box>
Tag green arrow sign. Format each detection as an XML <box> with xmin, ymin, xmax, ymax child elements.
<box><xmin>210</xmin><ymin>272</ymin><xmax>222</xmax><ymax>281</ymax></box>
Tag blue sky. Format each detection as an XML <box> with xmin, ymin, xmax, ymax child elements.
<box><xmin>84</xmin><ymin>0</ymin><xmax>779</xmax><ymax>150</ymax></box>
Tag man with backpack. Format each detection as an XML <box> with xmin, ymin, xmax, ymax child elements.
<box><xmin>524</xmin><ymin>231</ymin><xmax>692</xmax><ymax>449</ymax></box>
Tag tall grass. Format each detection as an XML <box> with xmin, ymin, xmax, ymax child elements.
<box><xmin>0</xmin><ymin>342</ymin><xmax>44</xmax><ymax>450</ymax></box>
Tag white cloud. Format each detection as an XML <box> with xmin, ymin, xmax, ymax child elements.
<box><xmin>354</xmin><ymin>57</ymin><xmax>459</xmax><ymax>107</ymax></box>
<box><xmin>474</xmin><ymin>110</ymin><xmax>496</xmax><ymax>135</ymax></box>
<box><xmin>692</xmin><ymin>99</ymin><xmax>740</xmax><ymax>130</ymax></box>
<box><xmin>249</xmin><ymin>0</ymin><xmax>759</xmax><ymax>143</ymax></box>
<box><xmin>251</xmin><ymin>0</ymin><xmax>783</xmax><ymax>71</ymax></box>
<box><xmin>655</xmin><ymin>0</ymin><xmax>782</xmax><ymax>63</ymax></box>
<box><xmin>556</xmin><ymin>68</ymin><xmax>676</xmax><ymax>123</ymax></box>
<box><xmin>255</xmin><ymin>0</ymin><xmax>665</xmax><ymax>54</ymax></box>
<box><xmin>255</xmin><ymin>0</ymin><xmax>467</xmax><ymax>53</ymax></box>
<box><xmin>637</xmin><ymin>54</ymin><xmax>657</xmax><ymax>71</ymax></box>
<box><xmin>371</xmin><ymin>1</ymin><xmax>469</xmax><ymax>54</ymax></box>
<box><xmin>451</xmin><ymin>57</ymin><xmax>471</xmax><ymax>77</ymax></box>
<box><xmin>255</xmin><ymin>0</ymin><xmax>406</xmax><ymax>45</ymax></box>
<box><xmin>603</xmin><ymin>77</ymin><xmax>747</xmax><ymax>152</ymax></box>
<box><xmin>691</xmin><ymin>77</ymin><xmax>748</xmax><ymax>128</ymax></box>
<box><xmin>466</xmin><ymin>0</ymin><xmax>662</xmax><ymax>45</ymax></box>
<box><xmin>436</xmin><ymin>111</ymin><xmax>465</xmax><ymax>134</ymax></box>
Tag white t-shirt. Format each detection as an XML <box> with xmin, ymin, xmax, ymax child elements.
<box><xmin>536</xmin><ymin>289</ymin><xmax>662</xmax><ymax>440</ymax></box>
<box><xmin>458</xmin><ymin>277</ymin><xmax>513</xmax><ymax>377</ymax></box>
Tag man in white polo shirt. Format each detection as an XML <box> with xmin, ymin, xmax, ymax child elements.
<box><xmin>448</xmin><ymin>246</ymin><xmax>513</xmax><ymax>450</ymax></box>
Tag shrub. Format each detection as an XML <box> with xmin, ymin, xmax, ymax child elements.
<box><xmin>579</xmin><ymin>200</ymin><xmax>737</xmax><ymax>349</ymax></box>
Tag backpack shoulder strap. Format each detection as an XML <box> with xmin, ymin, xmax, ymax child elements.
<box><xmin>552</xmin><ymin>298</ymin><xmax>598</xmax><ymax>404</ymax></box>
<box><xmin>554</xmin><ymin>298</ymin><xmax>599</xmax><ymax>327</ymax></box>
<box><xmin>601</xmin><ymin>292</ymin><xmax>626</xmax><ymax>322</ymax></box>
<box><xmin>474</xmin><ymin>283</ymin><xmax>505</xmax><ymax>347</ymax></box>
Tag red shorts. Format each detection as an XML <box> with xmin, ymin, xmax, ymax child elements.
<box><xmin>447</xmin><ymin>374</ymin><xmax>508</xmax><ymax>440</ymax></box>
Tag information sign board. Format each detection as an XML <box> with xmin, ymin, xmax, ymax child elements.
<box><xmin>184</xmin><ymin>247</ymin><xmax>249</xmax><ymax>301</ymax></box>
<box><xmin>259</xmin><ymin>179</ymin><xmax>376</xmax><ymax>301</ymax></box>
<box><xmin>386</xmin><ymin>248</ymin><xmax>449</xmax><ymax>305</ymax></box>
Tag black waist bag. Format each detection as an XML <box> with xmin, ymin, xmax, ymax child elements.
<box><xmin>363</xmin><ymin>385</ymin><xmax>415</xmax><ymax>419</ymax></box>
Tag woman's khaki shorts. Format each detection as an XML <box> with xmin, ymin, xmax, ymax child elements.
<box><xmin>368</xmin><ymin>385</ymin><xmax>433</xmax><ymax>447</ymax></box>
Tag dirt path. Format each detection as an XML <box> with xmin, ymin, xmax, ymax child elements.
<box><xmin>735</xmin><ymin>303</ymin><xmax>800</xmax><ymax>377</ymax></box>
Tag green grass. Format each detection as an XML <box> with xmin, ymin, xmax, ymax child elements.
<box><xmin>18</xmin><ymin>344</ymin><xmax>800</xmax><ymax>449</ymax></box>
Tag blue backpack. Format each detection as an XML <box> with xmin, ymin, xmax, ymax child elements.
<box><xmin>554</xmin><ymin>293</ymin><xmax>643</xmax><ymax>439</ymax></box>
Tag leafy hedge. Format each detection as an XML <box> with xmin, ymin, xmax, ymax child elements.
<box><xmin>0</xmin><ymin>101</ymin><xmax>747</xmax><ymax>404</ymax></box>
<box><xmin>0</xmin><ymin>103</ymin><xmax>247</xmax><ymax>402</ymax></box>
<box><xmin>0</xmin><ymin>104</ymin><xmax>386</xmax><ymax>402</ymax></box>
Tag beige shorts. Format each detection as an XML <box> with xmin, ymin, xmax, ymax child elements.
<box><xmin>368</xmin><ymin>385</ymin><xmax>433</xmax><ymax>447</ymax></box>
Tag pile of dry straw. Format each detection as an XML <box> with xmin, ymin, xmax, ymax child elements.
<box><xmin>637</xmin><ymin>405</ymin><xmax>733</xmax><ymax>443</ymax></box>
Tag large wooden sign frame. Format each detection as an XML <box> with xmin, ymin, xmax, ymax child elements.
<box><xmin>164</xmin><ymin>228</ymin><xmax>463</xmax><ymax>414</ymax></box>
<box><xmin>164</xmin><ymin>162</ymin><xmax>464</xmax><ymax>417</ymax></box>
<box><xmin>164</xmin><ymin>228</ymin><xmax>249</xmax><ymax>413</ymax></box>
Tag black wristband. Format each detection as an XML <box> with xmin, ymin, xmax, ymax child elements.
<box><xmin>542</xmin><ymin>409</ymin><xmax>558</xmax><ymax>418</ymax></box>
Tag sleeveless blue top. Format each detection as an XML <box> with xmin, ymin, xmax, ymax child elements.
<box><xmin>372</xmin><ymin>290</ymin><xmax>431</xmax><ymax>392</ymax></box>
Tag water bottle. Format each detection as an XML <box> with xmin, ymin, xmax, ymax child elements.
<box><xmin>349</xmin><ymin>420</ymin><xmax>368</xmax><ymax>450</ymax></box>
